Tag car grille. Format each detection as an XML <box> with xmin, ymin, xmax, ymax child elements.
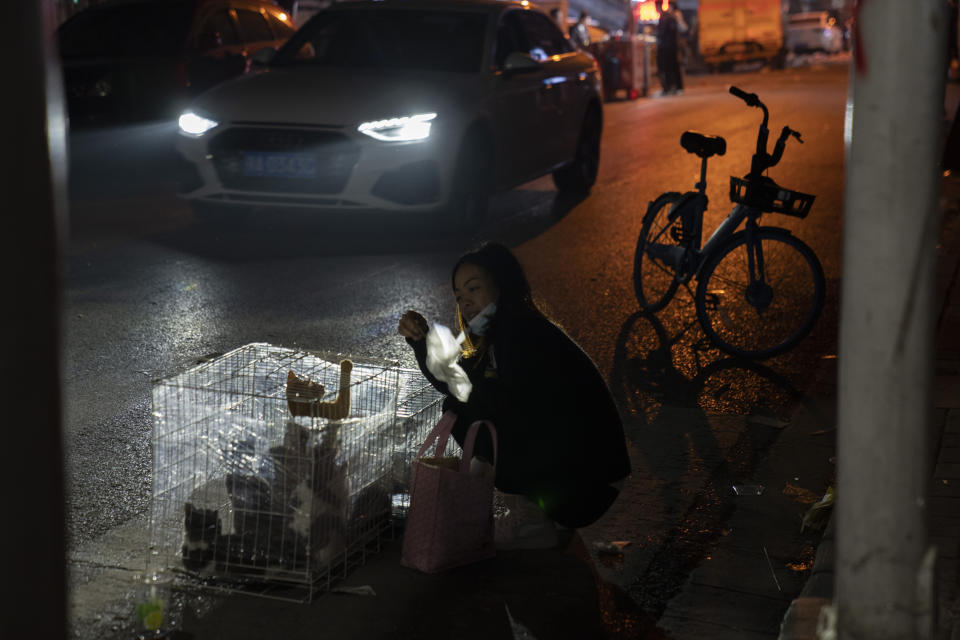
<box><xmin>209</xmin><ymin>128</ymin><xmax>360</xmax><ymax>195</ymax></box>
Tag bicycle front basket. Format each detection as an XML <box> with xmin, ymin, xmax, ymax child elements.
<box><xmin>729</xmin><ymin>176</ymin><xmax>815</xmax><ymax>218</ymax></box>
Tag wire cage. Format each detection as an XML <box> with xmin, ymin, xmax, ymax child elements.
<box><xmin>148</xmin><ymin>343</ymin><xmax>436</xmax><ymax>602</ymax></box>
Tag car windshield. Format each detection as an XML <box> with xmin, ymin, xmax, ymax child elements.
<box><xmin>58</xmin><ymin>0</ymin><xmax>194</xmax><ymax>58</ymax></box>
<box><xmin>272</xmin><ymin>9</ymin><xmax>488</xmax><ymax>73</ymax></box>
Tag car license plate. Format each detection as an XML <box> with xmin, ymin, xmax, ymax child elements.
<box><xmin>242</xmin><ymin>151</ymin><xmax>317</xmax><ymax>179</ymax></box>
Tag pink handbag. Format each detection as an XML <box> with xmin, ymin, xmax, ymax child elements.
<box><xmin>400</xmin><ymin>411</ymin><xmax>498</xmax><ymax>573</ymax></box>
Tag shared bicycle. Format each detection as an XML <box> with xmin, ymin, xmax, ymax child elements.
<box><xmin>633</xmin><ymin>86</ymin><xmax>825</xmax><ymax>359</ymax></box>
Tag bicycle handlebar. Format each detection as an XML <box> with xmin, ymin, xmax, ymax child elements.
<box><xmin>729</xmin><ymin>85</ymin><xmax>761</xmax><ymax>108</ymax></box>
<box><xmin>730</xmin><ymin>86</ymin><xmax>803</xmax><ymax>177</ymax></box>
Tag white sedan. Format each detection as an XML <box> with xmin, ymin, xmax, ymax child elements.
<box><xmin>175</xmin><ymin>0</ymin><xmax>603</xmax><ymax>229</ymax></box>
<box><xmin>785</xmin><ymin>12</ymin><xmax>844</xmax><ymax>55</ymax></box>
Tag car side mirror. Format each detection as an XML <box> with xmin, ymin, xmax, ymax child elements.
<box><xmin>503</xmin><ymin>51</ymin><xmax>541</xmax><ymax>74</ymax></box>
<box><xmin>251</xmin><ymin>46</ymin><xmax>277</xmax><ymax>66</ymax></box>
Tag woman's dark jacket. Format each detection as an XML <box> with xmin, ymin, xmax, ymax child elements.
<box><xmin>408</xmin><ymin>308</ymin><xmax>631</xmax><ymax>497</ymax></box>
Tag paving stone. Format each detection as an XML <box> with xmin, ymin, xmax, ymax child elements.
<box><xmin>947</xmin><ymin>411</ymin><xmax>960</xmax><ymax>433</ymax></box>
<box><xmin>932</xmin><ymin>478</ymin><xmax>960</xmax><ymax>497</ymax></box>
<box><xmin>939</xmin><ymin>377</ymin><xmax>960</xmax><ymax>409</ymax></box>
<box><xmin>930</xmin><ymin>518</ymin><xmax>960</xmax><ymax>540</ymax></box>
<box><xmin>659</xmin><ymin>612</ymin><xmax>780</xmax><ymax>640</ymax></box>
<box><xmin>930</xmin><ymin>496</ymin><xmax>960</xmax><ymax>518</ymax></box>
<box><xmin>941</xmin><ymin>446</ymin><xmax>960</xmax><ymax>464</ymax></box>
<box><xmin>943</xmin><ymin>411</ymin><xmax>960</xmax><ymax>434</ymax></box>
<box><xmin>660</xmin><ymin>582</ymin><xmax>789</xmax><ymax>636</ymax></box>
<box><xmin>686</xmin><ymin>544</ymin><xmax>808</xmax><ymax>598</ymax></box>
<box><xmin>935</xmin><ymin>462</ymin><xmax>960</xmax><ymax>478</ymax></box>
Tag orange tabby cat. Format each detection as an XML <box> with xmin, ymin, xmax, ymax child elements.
<box><xmin>286</xmin><ymin>359</ymin><xmax>352</xmax><ymax>420</ymax></box>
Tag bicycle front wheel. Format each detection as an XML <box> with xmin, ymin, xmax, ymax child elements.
<box><xmin>695</xmin><ymin>228</ymin><xmax>825</xmax><ymax>358</ymax></box>
<box><xmin>634</xmin><ymin>192</ymin><xmax>683</xmax><ymax>312</ymax></box>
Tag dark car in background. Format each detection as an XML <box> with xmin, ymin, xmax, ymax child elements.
<box><xmin>58</xmin><ymin>0</ymin><xmax>296</xmax><ymax>125</ymax></box>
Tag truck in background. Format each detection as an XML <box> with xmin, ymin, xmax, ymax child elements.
<box><xmin>697</xmin><ymin>0</ymin><xmax>786</xmax><ymax>71</ymax></box>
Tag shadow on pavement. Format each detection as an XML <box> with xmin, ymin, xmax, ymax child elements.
<box><xmin>174</xmin><ymin>531</ymin><xmax>664</xmax><ymax>640</ymax></box>
<box><xmin>608</xmin><ymin>309</ymin><xmax>828</xmax><ymax>619</ymax></box>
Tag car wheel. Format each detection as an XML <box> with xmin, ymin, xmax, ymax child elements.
<box><xmin>552</xmin><ymin>105</ymin><xmax>601</xmax><ymax>196</ymax></box>
<box><xmin>446</xmin><ymin>132</ymin><xmax>492</xmax><ymax>232</ymax></box>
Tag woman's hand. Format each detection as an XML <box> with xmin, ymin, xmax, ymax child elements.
<box><xmin>398</xmin><ymin>310</ymin><xmax>430</xmax><ymax>342</ymax></box>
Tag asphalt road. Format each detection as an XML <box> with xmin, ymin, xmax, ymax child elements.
<box><xmin>64</xmin><ymin>57</ymin><xmax>849</xmax><ymax>637</ymax></box>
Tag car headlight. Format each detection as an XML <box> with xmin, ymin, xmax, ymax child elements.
<box><xmin>178</xmin><ymin>111</ymin><xmax>219</xmax><ymax>137</ymax></box>
<box><xmin>358</xmin><ymin>113</ymin><xmax>436</xmax><ymax>142</ymax></box>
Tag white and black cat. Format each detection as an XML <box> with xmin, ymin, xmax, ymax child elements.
<box><xmin>181</xmin><ymin>361</ymin><xmax>390</xmax><ymax>577</ymax></box>
<box><xmin>182</xmin><ymin>418</ymin><xmax>349</xmax><ymax>575</ymax></box>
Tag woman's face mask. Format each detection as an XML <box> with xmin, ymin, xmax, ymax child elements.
<box><xmin>454</xmin><ymin>263</ymin><xmax>500</xmax><ymax>334</ymax></box>
<box><xmin>467</xmin><ymin>302</ymin><xmax>497</xmax><ymax>336</ymax></box>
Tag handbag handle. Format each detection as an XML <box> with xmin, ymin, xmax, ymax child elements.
<box><xmin>459</xmin><ymin>419</ymin><xmax>498</xmax><ymax>474</ymax></box>
<box><xmin>416</xmin><ymin>411</ymin><xmax>498</xmax><ymax>473</ymax></box>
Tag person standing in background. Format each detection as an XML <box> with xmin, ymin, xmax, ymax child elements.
<box><xmin>570</xmin><ymin>11</ymin><xmax>591</xmax><ymax>49</ymax></box>
<box><xmin>656</xmin><ymin>0</ymin><xmax>687</xmax><ymax>95</ymax></box>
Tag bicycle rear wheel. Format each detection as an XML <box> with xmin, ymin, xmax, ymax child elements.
<box><xmin>695</xmin><ymin>228</ymin><xmax>825</xmax><ymax>358</ymax></box>
<box><xmin>634</xmin><ymin>192</ymin><xmax>684</xmax><ymax>312</ymax></box>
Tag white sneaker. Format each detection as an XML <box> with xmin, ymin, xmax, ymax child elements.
<box><xmin>494</xmin><ymin>492</ymin><xmax>559</xmax><ymax>550</ymax></box>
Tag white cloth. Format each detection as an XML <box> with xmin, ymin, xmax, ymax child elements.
<box><xmin>425</xmin><ymin>324</ymin><xmax>472</xmax><ymax>402</ymax></box>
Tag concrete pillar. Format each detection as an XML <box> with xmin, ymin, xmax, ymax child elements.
<box><xmin>836</xmin><ymin>1</ymin><xmax>947</xmax><ymax>638</ymax></box>
<box><xmin>0</xmin><ymin>1</ymin><xmax>68</xmax><ymax>639</ymax></box>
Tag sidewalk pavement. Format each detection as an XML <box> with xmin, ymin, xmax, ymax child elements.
<box><xmin>773</xmin><ymin>128</ymin><xmax>960</xmax><ymax>640</ymax></box>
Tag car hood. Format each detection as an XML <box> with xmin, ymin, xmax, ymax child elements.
<box><xmin>189</xmin><ymin>66</ymin><xmax>484</xmax><ymax>127</ymax></box>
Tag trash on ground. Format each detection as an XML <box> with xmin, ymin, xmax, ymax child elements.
<box><xmin>747</xmin><ymin>414</ymin><xmax>789</xmax><ymax>428</ymax></box>
<box><xmin>593</xmin><ymin>540</ymin><xmax>631</xmax><ymax>556</ymax></box>
<box><xmin>331</xmin><ymin>585</ymin><xmax>377</xmax><ymax>596</ymax></box>
<box><xmin>732</xmin><ymin>484</ymin><xmax>765</xmax><ymax>496</ymax></box>
<box><xmin>801</xmin><ymin>486</ymin><xmax>835</xmax><ymax>533</ymax></box>
<box><xmin>809</xmin><ymin>427</ymin><xmax>836</xmax><ymax>436</ymax></box>
<box><xmin>782</xmin><ymin>483</ymin><xmax>821</xmax><ymax>504</ymax></box>
<box><xmin>785</xmin><ymin>545</ymin><xmax>815</xmax><ymax>572</ymax></box>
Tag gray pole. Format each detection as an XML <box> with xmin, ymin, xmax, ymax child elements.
<box><xmin>0</xmin><ymin>1</ymin><xmax>68</xmax><ymax>639</ymax></box>
<box><xmin>836</xmin><ymin>1</ymin><xmax>946</xmax><ymax>638</ymax></box>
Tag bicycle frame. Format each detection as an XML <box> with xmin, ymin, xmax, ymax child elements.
<box><xmin>650</xmin><ymin>199</ymin><xmax>757</xmax><ymax>284</ymax></box>
<box><xmin>699</xmin><ymin>203</ymin><xmax>754</xmax><ymax>263</ymax></box>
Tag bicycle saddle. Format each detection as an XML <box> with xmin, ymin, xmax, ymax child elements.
<box><xmin>680</xmin><ymin>131</ymin><xmax>726</xmax><ymax>158</ymax></box>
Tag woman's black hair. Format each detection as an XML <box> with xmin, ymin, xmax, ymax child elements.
<box><xmin>451</xmin><ymin>242</ymin><xmax>540</xmax><ymax>317</ymax></box>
